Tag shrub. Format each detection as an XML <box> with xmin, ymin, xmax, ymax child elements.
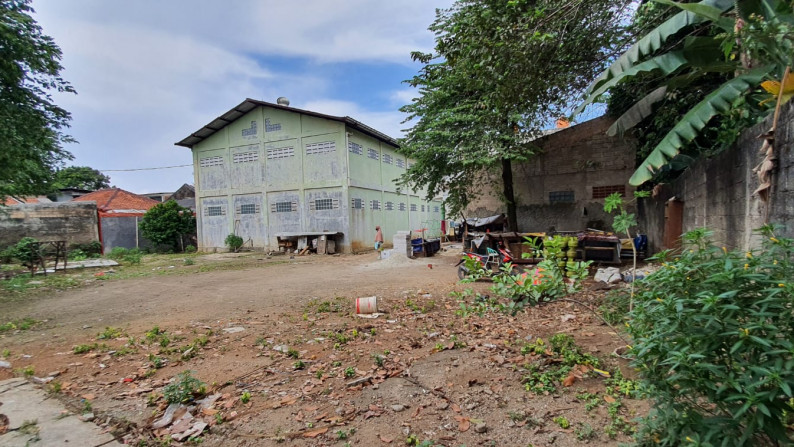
<box><xmin>122</xmin><ymin>248</ymin><xmax>141</xmax><ymax>265</ymax></box>
<box><xmin>185</xmin><ymin>245</ymin><xmax>197</xmax><ymax>253</ymax></box>
<box><xmin>69</xmin><ymin>241</ymin><xmax>102</xmax><ymax>257</ymax></box>
<box><xmin>225</xmin><ymin>234</ymin><xmax>243</xmax><ymax>253</ymax></box>
<box><xmin>67</xmin><ymin>249</ymin><xmax>87</xmax><ymax>261</ymax></box>
<box><xmin>163</xmin><ymin>371</ymin><xmax>206</xmax><ymax>404</ymax></box>
<box><xmin>138</xmin><ymin>201</ymin><xmax>196</xmax><ymax>252</ymax></box>
<box><xmin>629</xmin><ymin>226</ymin><xmax>794</xmax><ymax>446</ymax></box>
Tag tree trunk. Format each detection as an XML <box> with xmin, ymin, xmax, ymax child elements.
<box><xmin>501</xmin><ymin>158</ymin><xmax>518</xmax><ymax>231</ymax></box>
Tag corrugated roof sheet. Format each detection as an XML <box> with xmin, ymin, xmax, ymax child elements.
<box><xmin>175</xmin><ymin>98</ymin><xmax>398</xmax><ymax>149</ymax></box>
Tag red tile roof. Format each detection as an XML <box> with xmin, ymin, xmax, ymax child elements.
<box><xmin>73</xmin><ymin>188</ymin><xmax>160</xmax><ymax>214</ymax></box>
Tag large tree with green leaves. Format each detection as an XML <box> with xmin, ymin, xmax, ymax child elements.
<box><xmin>399</xmin><ymin>0</ymin><xmax>633</xmax><ymax>229</ymax></box>
<box><xmin>52</xmin><ymin>166</ymin><xmax>110</xmax><ymax>191</ymax></box>
<box><xmin>0</xmin><ymin>0</ymin><xmax>75</xmax><ymax>204</ymax></box>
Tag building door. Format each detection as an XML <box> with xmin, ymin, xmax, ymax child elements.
<box><xmin>663</xmin><ymin>199</ymin><xmax>683</xmax><ymax>250</ymax></box>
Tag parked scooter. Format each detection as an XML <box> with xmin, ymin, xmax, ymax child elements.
<box><xmin>455</xmin><ymin>245</ymin><xmax>515</xmax><ymax>280</ymax></box>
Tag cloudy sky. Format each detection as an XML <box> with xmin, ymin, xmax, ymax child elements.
<box><xmin>32</xmin><ymin>0</ymin><xmax>456</xmax><ymax>193</ymax></box>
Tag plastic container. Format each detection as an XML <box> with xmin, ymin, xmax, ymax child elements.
<box><xmin>356</xmin><ymin>296</ymin><xmax>378</xmax><ymax>314</ymax></box>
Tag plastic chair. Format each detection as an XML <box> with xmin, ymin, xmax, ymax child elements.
<box><xmin>485</xmin><ymin>247</ymin><xmax>500</xmax><ymax>268</ymax></box>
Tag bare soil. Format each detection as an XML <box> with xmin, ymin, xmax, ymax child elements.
<box><xmin>0</xmin><ymin>248</ymin><xmax>647</xmax><ymax>446</ymax></box>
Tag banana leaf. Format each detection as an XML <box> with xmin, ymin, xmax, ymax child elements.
<box><xmin>607</xmin><ymin>86</ymin><xmax>668</xmax><ymax>137</ymax></box>
<box><xmin>629</xmin><ymin>69</ymin><xmax>769</xmax><ymax>185</ymax></box>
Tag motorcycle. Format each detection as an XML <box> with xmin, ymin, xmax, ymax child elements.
<box><xmin>455</xmin><ymin>245</ymin><xmax>516</xmax><ymax>280</ymax></box>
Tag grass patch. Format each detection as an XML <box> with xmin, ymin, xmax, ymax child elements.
<box><xmin>0</xmin><ymin>317</ymin><xmax>38</xmax><ymax>332</ymax></box>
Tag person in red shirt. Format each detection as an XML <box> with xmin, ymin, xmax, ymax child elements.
<box><xmin>375</xmin><ymin>226</ymin><xmax>384</xmax><ymax>259</ymax></box>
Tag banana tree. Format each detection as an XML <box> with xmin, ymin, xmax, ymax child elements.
<box><xmin>576</xmin><ymin>0</ymin><xmax>794</xmax><ymax>186</ymax></box>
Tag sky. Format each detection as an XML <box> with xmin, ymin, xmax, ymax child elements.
<box><xmin>31</xmin><ymin>0</ymin><xmax>456</xmax><ymax>194</ymax></box>
<box><xmin>31</xmin><ymin>1</ymin><xmax>602</xmax><ymax>195</ymax></box>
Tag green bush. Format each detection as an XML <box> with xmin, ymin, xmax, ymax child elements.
<box><xmin>629</xmin><ymin>226</ymin><xmax>794</xmax><ymax>446</ymax></box>
<box><xmin>185</xmin><ymin>245</ymin><xmax>196</xmax><ymax>253</ymax></box>
<box><xmin>138</xmin><ymin>201</ymin><xmax>196</xmax><ymax>252</ymax></box>
<box><xmin>163</xmin><ymin>370</ymin><xmax>206</xmax><ymax>404</ymax></box>
<box><xmin>10</xmin><ymin>237</ymin><xmax>41</xmax><ymax>271</ymax></box>
<box><xmin>225</xmin><ymin>234</ymin><xmax>243</xmax><ymax>253</ymax></box>
<box><xmin>122</xmin><ymin>248</ymin><xmax>141</xmax><ymax>265</ymax></box>
<box><xmin>69</xmin><ymin>241</ymin><xmax>102</xmax><ymax>257</ymax></box>
<box><xmin>67</xmin><ymin>249</ymin><xmax>87</xmax><ymax>261</ymax></box>
<box><xmin>0</xmin><ymin>246</ymin><xmax>14</xmax><ymax>264</ymax></box>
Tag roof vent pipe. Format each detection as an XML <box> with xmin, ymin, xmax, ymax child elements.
<box><xmin>276</xmin><ymin>97</ymin><xmax>290</xmax><ymax>106</ymax></box>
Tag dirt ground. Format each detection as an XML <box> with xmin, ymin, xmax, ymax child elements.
<box><xmin>0</xmin><ymin>248</ymin><xmax>646</xmax><ymax>446</ymax></box>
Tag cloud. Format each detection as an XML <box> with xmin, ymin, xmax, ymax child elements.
<box><xmin>28</xmin><ymin>0</ymin><xmax>453</xmax><ymax>192</ymax></box>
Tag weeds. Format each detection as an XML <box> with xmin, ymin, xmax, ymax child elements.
<box><xmin>97</xmin><ymin>326</ymin><xmax>123</xmax><ymax>340</ymax></box>
<box><xmin>0</xmin><ymin>317</ymin><xmax>38</xmax><ymax>332</ymax></box>
<box><xmin>163</xmin><ymin>371</ymin><xmax>206</xmax><ymax>404</ymax></box>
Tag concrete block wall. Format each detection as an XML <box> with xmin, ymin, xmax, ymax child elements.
<box><xmin>466</xmin><ymin>116</ymin><xmax>637</xmax><ymax>232</ymax></box>
<box><xmin>639</xmin><ymin>102</ymin><xmax>794</xmax><ymax>252</ymax></box>
<box><xmin>0</xmin><ymin>202</ymin><xmax>99</xmax><ymax>247</ymax></box>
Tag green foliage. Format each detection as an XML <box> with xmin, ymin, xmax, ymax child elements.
<box><xmin>10</xmin><ymin>237</ymin><xmax>40</xmax><ymax>271</ymax></box>
<box><xmin>224</xmin><ymin>234</ymin><xmax>243</xmax><ymax>252</ymax></box>
<box><xmin>138</xmin><ymin>201</ymin><xmax>196</xmax><ymax>251</ymax></box>
<box><xmin>399</xmin><ymin>0</ymin><xmax>632</xmax><ymax>219</ymax></box>
<box><xmin>240</xmin><ymin>391</ymin><xmax>251</xmax><ymax>404</ymax></box>
<box><xmin>628</xmin><ymin>226</ymin><xmax>794</xmax><ymax>446</ymax></box>
<box><xmin>343</xmin><ymin>366</ymin><xmax>355</xmax><ymax>378</ymax></box>
<box><xmin>0</xmin><ymin>0</ymin><xmax>76</xmax><ymax>203</ymax></box>
<box><xmin>163</xmin><ymin>371</ymin><xmax>206</xmax><ymax>404</ymax></box>
<box><xmin>183</xmin><ymin>257</ymin><xmax>194</xmax><ymax>266</ymax></box>
<box><xmin>580</xmin><ymin>0</ymin><xmax>794</xmax><ymax>186</ymax></box>
<box><xmin>107</xmin><ymin>247</ymin><xmax>127</xmax><ymax>260</ymax></box>
<box><xmin>97</xmin><ymin>326</ymin><xmax>123</xmax><ymax>340</ymax></box>
<box><xmin>553</xmin><ymin>416</ymin><xmax>570</xmax><ymax>429</ymax></box>
<box><xmin>51</xmin><ymin>166</ymin><xmax>110</xmax><ymax>191</ymax></box>
<box><xmin>184</xmin><ymin>245</ymin><xmax>196</xmax><ymax>253</ymax></box>
<box><xmin>0</xmin><ymin>317</ymin><xmax>37</xmax><ymax>332</ymax></box>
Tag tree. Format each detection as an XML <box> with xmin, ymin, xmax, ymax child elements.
<box><xmin>0</xmin><ymin>0</ymin><xmax>76</xmax><ymax>204</ymax></box>
<box><xmin>52</xmin><ymin>166</ymin><xmax>110</xmax><ymax>191</ymax></box>
<box><xmin>578</xmin><ymin>0</ymin><xmax>794</xmax><ymax>186</ymax></box>
<box><xmin>399</xmin><ymin>0</ymin><xmax>632</xmax><ymax>228</ymax></box>
<box><xmin>138</xmin><ymin>201</ymin><xmax>196</xmax><ymax>252</ymax></box>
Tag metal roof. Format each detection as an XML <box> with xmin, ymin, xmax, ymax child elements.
<box><xmin>175</xmin><ymin>98</ymin><xmax>399</xmax><ymax>149</ymax></box>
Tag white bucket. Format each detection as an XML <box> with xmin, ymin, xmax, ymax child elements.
<box><xmin>356</xmin><ymin>296</ymin><xmax>378</xmax><ymax>314</ymax></box>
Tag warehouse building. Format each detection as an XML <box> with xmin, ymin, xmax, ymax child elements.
<box><xmin>176</xmin><ymin>98</ymin><xmax>442</xmax><ymax>253</ymax></box>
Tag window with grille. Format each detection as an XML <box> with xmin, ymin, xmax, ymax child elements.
<box><xmin>382</xmin><ymin>154</ymin><xmax>393</xmax><ymax>164</ymax></box>
<box><xmin>267</xmin><ymin>146</ymin><xmax>294</xmax><ymax>159</ymax></box>
<box><xmin>314</xmin><ymin>198</ymin><xmax>334</xmax><ymax>211</ymax></box>
<box><xmin>399</xmin><ymin>203</ymin><xmax>406</xmax><ymax>211</ymax></box>
<box><xmin>410</xmin><ymin>204</ymin><xmax>417</xmax><ymax>212</ymax></box>
<box><xmin>367</xmin><ymin>148</ymin><xmax>379</xmax><ymax>160</ymax></box>
<box><xmin>549</xmin><ymin>190</ymin><xmax>575</xmax><ymax>203</ymax></box>
<box><xmin>407</xmin><ymin>162</ymin><xmax>413</xmax><ymax>169</ymax></box>
<box><xmin>233</xmin><ymin>151</ymin><xmax>259</xmax><ymax>163</ymax></box>
<box><xmin>433</xmin><ymin>206</ymin><xmax>440</xmax><ymax>213</ymax></box>
<box><xmin>396</xmin><ymin>158</ymin><xmax>405</xmax><ymax>168</ymax></box>
<box><xmin>370</xmin><ymin>200</ymin><xmax>381</xmax><ymax>210</ymax></box>
<box><xmin>305</xmin><ymin>141</ymin><xmax>336</xmax><ymax>155</ymax></box>
<box><xmin>351</xmin><ymin>198</ymin><xmax>363</xmax><ymax>209</ymax></box>
<box><xmin>348</xmin><ymin>142</ymin><xmax>363</xmax><ymax>155</ymax></box>
<box><xmin>206</xmin><ymin>206</ymin><xmax>224</xmax><ymax>216</ymax></box>
<box><xmin>239</xmin><ymin>204</ymin><xmax>257</xmax><ymax>215</ymax></box>
<box><xmin>592</xmin><ymin>185</ymin><xmax>626</xmax><ymax>199</ymax></box>
<box><xmin>272</xmin><ymin>201</ymin><xmax>296</xmax><ymax>213</ymax></box>
<box><xmin>200</xmin><ymin>156</ymin><xmax>223</xmax><ymax>168</ymax></box>
<box><xmin>385</xmin><ymin>201</ymin><xmax>394</xmax><ymax>211</ymax></box>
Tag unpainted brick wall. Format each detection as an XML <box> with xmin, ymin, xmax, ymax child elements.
<box><xmin>466</xmin><ymin>116</ymin><xmax>637</xmax><ymax>232</ymax></box>
<box><xmin>638</xmin><ymin>101</ymin><xmax>794</xmax><ymax>253</ymax></box>
<box><xmin>0</xmin><ymin>202</ymin><xmax>99</xmax><ymax>247</ymax></box>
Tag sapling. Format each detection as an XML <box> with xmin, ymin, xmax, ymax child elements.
<box><xmin>603</xmin><ymin>190</ymin><xmax>650</xmax><ymax>311</ymax></box>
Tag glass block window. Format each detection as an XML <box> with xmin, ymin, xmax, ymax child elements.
<box><xmin>367</xmin><ymin>148</ymin><xmax>379</xmax><ymax>160</ymax></box>
<box><xmin>351</xmin><ymin>198</ymin><xmax>363</xmax><ymax>209</ymax></box>
<box><xmin>399</xmin><ymin>203</ymin><xmax>407</xmax><ymax>211</ymax></box>
<box><xmin>592</xmin><ymin>185</ymin><xmax>626</xmax><ymax>199</ymax></box>
<box><xmin>206</xmin><ymin>206</ymin><xmax>224</xmax><ymax>216</ymax></box>
<box><xmin>314</xmin><ymin>198</ymin><xmax>334</xmax><ymax>211</ymax></box>
<box><xmin>272</xmin><ymin>201</ymin><xmax>296</xmax><ymax>213</ymax></box>
<box><xmin>549</xmin><ymin>190</ymin><xmax>575</xmax><ymax>203</ymax></box>
<box><xmin>410</xmin><ymin>204</ymin><xmax>417</xmax><ymax>212</ymax></box>
<box><xmin>370</xmin><ymin>200</ymin><xmax>381</xmax><ymax>210</ymax></box>
<box><xmin>396</xmin><ymin>158</ymin><xmax>405</xmax><ymax>168</ymax></box>
<box><xmin>233</xmin><ymin>151</ymin><xmax>258</xmax><ymax>163</ymax></box>
<box><xmin>239</xmin><ymin>204</ymin><xmax>258</xmax><ymax>215</ymax></box>
<box><xmin>200</xmin><ymin>156</ymin><xmax>223</xmax><ymax>168</ymax></box>
<box><xmin>267</xmin><ymin>146</ymin><xmax>294</xmax><ymax>159</ymax></box>
<box><xmin>382</xmin><ymin>154</ymin><xmax>393</xmax><ymax>164</ymax></box>
<box><xmin>385</xmin><ymin>201</ymin><xmax>394</xmax><ymax>211</ymax></box>
<box><xmin>305</xmin><ymin>141</ymin><xmax>336</xmax><ymax>155</ymax></box>
<box><xmin>348</xmin><ymin>142</ymin><xmax>363</xmax><ymax>155</ymax></box>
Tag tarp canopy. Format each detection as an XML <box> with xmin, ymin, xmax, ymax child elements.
<box><xmin>463</xmin><ymin>214</ymin><xmax>505</xmax><ymax>229</ymax></box>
